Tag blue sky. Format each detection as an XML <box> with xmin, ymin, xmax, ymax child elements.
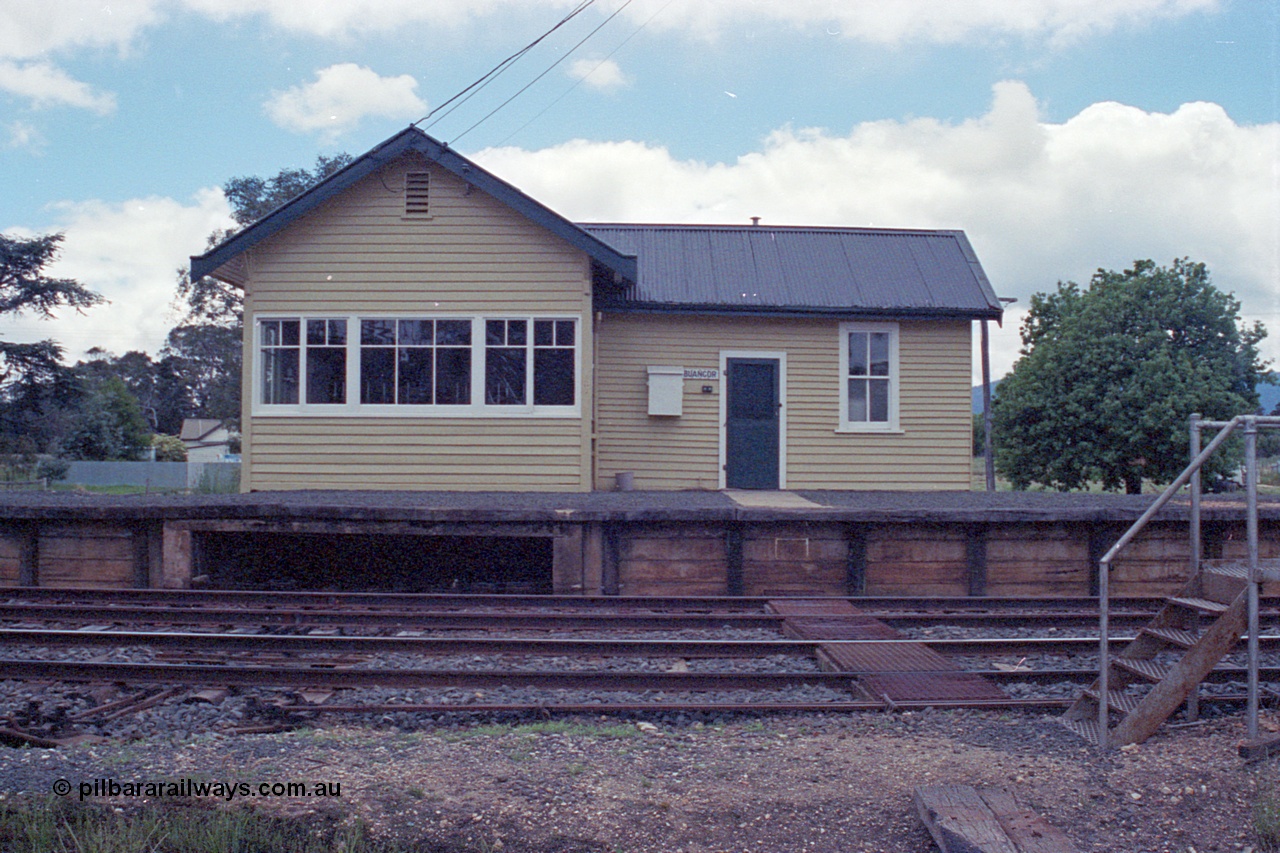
<box><xmin>1</xmin><ymin>0</ymin><xmax>1277</xmax><ymax>382</ymax></box>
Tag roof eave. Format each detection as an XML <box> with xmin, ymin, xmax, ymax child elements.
<box><xmin>597</xmin><ymin>301</ymin><xmax>1004</xmax><ymax>321</ymax></box>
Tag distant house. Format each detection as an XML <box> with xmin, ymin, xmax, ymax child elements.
<box><xmin>179</xmin><ymin>419</ymin><xmax>232</xmax><ymax>463</ymax></box>
<box><xmin>189</xmin><ymin>127</ymin><xmax>1002</xmax><ymax>492</ymax></box>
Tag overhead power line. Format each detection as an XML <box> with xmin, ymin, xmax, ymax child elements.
<box><xmin>449</xmin><ymin>0</ymin><xmax>635</xmax><ymax>146</ymax></box>
<box><xmin>412</xmin><ymin>0</ymin><xmax>596</xmax><ymax>131</ymax></box>
<box><xmin>496</xmin><ymin>0</ymin><xmax>675</xmax><ymax>147</ymax></box>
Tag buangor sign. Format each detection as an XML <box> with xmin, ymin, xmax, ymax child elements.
<box><xmin>683</xmin><ymin>368</ymin><xmax>720</xmax><ymax>380</ymax></box>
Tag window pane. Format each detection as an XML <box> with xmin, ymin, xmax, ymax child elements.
<box><xmin>361</xmin><ymin>319</ymin><xmax>395</xmax><ymax>345</ymax></box>
<box><xmin>398</xmin><ymin>319</ymin><xmax>433</xmax><ymax>346</ymax></box>
<box><xmin>262</xmin><ymin>348</ymin><xmax>299</xmax><ymax>405</ymax></box>
<box><xmin>436</xmin><ymin>320</ymin><xmax>470</xmax><ymax>346</ymax></box>
<box><xmin>534</xmin><ymin>349</ymin><xmax>574</xmax><ymax>406</ymax></box>
<box><xmin>486</xmin><ymin>320</ymin><xmax>505</xmax><ymax>346</ymax></box>
<box><xmin>328</xmin><ymin>319</ymin><xmax>347</xmax><ymax>344</ymax></box>
<box><xmin>534</xmin><ymin>319</ymin><xmax>554</xmax><ymax>346</ymax></box>
<box><xmin>261</xmin><ymin>320</ymin><xmax>281</xmax><ymax>347</ymax></box>
<box><xmin>307</xmin><ymin>320</ymin><xmax>327</xmax><ymax>346</ymax></box>
<box><xmin>847</xmin><ymin>378</ymin><xmax>867</xmax><ymax>422</ymax></box>
<box><xmin>306</xmin><ymin>347</ymin><xmax>346</xmax><ymax>404</ymax></box>
<box><xmin>360</xmin><ymin>348</ymin><xmax>395</xmax><ymax>404</ymax></box>
<box><xmin>869</xmin><ymin>378</ymin><xmax>889</xmax><ymax>422</ymax></box>
<box><xmin>848</xmin><ymin>332</ymin><xmax>868</xmax><ymax>376</ymax></box>
<box><xmin>869</xmin><ymin>332</ymin><xmax>890</xmax><ymax>376</ymax></box>
<box><xmin>398</xmin><ymin>349</ymin><xmax>433</xmax><ymax>404</ymax></box>
<box><xmin>507</xmin><ymin>320</ymin><xmax>527</xmax><ymax>345</ymax></box>
<box><xmin>486</xmin><ymin>348</ymin><xmax>526</xmax><ymax>405</ymax></box>
<box><xmin>555</xmin><ymin>320</ymin><xmax>575</xmax><ymax>347</ymax></box>
<box><xmin>280</xmin><ymin>320</ymin><xmax>300</xmax><ymax>347</ymax></box>
<box><xmin>435</xmin><ymin>348</ymin><xmax>471</xmax><ymax>405</ymax></box>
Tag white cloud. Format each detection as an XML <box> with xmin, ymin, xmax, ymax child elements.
<box><xmin>180</xmin><ymin>0</ymin><xmax>502</xmax><ymax>37</ymax></box>
<box><xmin>0</xmin><ymin>61</ymin><xmax>116</xmax><ymax>114</ymax></box>
<box><xmin>472</xmin><ymin>80</ymin><xmax>1280</xmax><ymax>381</ymax></box>
<box><xmin>0</xmin><ymin>190</ymin><xmax>235</xmax><ymax>359</ymax></box>
<box><xmin>567</xmin><ymin>58</ymin><xmax>629</xmax><ymax>91</ymax></box>
<box><xmin>174</xmin><ymin>0</ymin><xmax>1218</xmax><ymax>44</ymax></box>
<box><xmin>264</xmin><ymin>64</ymin><xmax>427</xmax><ymax>138</ymax></box>
<box><xmin>631</xmin><ymin>0</ymin><xmax>1221</xmax><ymax>45</ymax></box>
<box><xmin>6</xmin><ymin>120</ymin><xmax>43</xmax><ymax>149</ymax></box>
<box><xmin>0</xmin><ymin>0</ymin><xmax>163</xmax><ymax>60</ymax></box>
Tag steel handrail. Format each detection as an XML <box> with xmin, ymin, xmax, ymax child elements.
<box><xmin>1095</xmin><ymin>414</ymin><xmax>1243</xmax><ymax>749</ymax></box>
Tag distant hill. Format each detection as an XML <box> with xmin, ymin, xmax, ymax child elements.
<box><xmin>973</xmin><ymin>375</ymin><xmax>1280</xmax><ymax>415</ymax></box>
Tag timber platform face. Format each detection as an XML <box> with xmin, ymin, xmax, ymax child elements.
<box><xmin>1</xmin><ymin>490</ymin><xmax>1279</xmax><ymax>596</ymax></box>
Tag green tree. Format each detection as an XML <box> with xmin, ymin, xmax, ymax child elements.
<box><xmin>992</xmin><ymin>259</ymin><xmax>1267</xmax><ymax>494</ymax></box>
<box><xmin>63</xmin><ymin>376</ymin><xmax>152</xmax><ymax>460</ymax></box>
<box><xmin>151</xmin><ymin>433</ymin><xmax>187</xmax><ymax>462</ymax></box>
<box><xmin>0</xmin><ymin>233</ymin><xmax>102</xmax><ymax>454</ymax></box>
<box><xmin>158</xmin><ymin>324</ymin><xmax>242</xmax><ymax>427</ymax></box>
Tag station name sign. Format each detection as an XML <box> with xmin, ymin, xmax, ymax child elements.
<box><xmin>683</xmin><ymin>368</ymin><xmax>720</xmax><ymax>380</ymax></box>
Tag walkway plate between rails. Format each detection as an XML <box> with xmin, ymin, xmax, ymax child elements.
<box><xmin>768</xmin><ymin>599</ymin><xmax>1007</xmax><ymax>704</ymax></box>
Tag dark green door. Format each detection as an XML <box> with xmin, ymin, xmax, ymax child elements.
<box><xmin>725</xmin><ymin>357</ymin><xmax>780</xmax><ymax>489</ymax></box>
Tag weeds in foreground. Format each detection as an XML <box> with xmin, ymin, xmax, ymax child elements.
<box><xmin>1256</xmin><ymin>787</ymin><xmax>1280</xmax><ymax>852</ymax></box>
<box><xmin>0</xmin><ymin>799</ymin><xmax>396</xmax><ymax>853</ymax></box>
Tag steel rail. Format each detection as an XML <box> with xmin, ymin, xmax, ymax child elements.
<box><xmin>269</xmin><ymin>694</ymin><xmax>1258</xmax><ymax>716</ymax></box>
<box><xmin>0</xmin><ymin>602</ymin><xmax>1186</xmax><ymax>630</ymax></box>
<box><xmin>0</xmin><ymin>658</ymin><xmax>1270</xmax><ymax>690</ymax></box>
<box><xmin>0</xmin><ymin>603</ymin><xmax>784</xmax><ymax>630</ymax></box>
<box><xmin>0</xmin><ymin>660</ymin><xmax>864</xmax><ymax>690</ymax></box>
<box><xmin>2</xmin><ymin>587</ymin><xmax>1179</xmax><ymax>611</ymax></box>
<box><xmin>2</xmin><ymin>628</ymin><xmax>1278</xmax><ymax>657</ymax></box>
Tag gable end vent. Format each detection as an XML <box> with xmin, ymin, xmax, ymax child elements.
<box><xmin>405</xmin><ymin>171</ymin><xmax>431</xmax><ymax>218</ymax></box>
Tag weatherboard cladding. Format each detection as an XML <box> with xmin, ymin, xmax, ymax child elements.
<box><xmin>580</xmin><ymin>224</ymin><xmax>1001</xmax><ymax>318</ymax></box>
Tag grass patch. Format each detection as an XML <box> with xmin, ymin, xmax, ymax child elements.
<box><xmin>0</xmin><ymin>799</ymin><xmax>400</xmax><ymax>853</ymax></box>
<box><xmin>49</xmin><ymin>484</ymin><xmax>164</xmax><ymax>495</ymax></box>
<box><xmin>1256</xmin><ymin>787</ymin><xmax>1280</xmax><ymax>851</ymax></box>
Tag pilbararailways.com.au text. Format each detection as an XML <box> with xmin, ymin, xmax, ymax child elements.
<box><xmin>52</xmin><ymin>777</ymin><xmax>341</xmax><ymax>802</ymax></box>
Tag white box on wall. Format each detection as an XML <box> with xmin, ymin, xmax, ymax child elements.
<box><xmin>647</xmin><ymin>366</ymin><xmax>684</xmax><ymax>416</ymax></box>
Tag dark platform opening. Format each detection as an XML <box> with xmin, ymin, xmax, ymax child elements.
<box><xmin>197</xmin><ymin>533</ymin><xmax>553</xmax><ymax>593</ymax></box>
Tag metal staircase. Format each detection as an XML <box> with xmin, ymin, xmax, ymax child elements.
<box><xmin>1061</xmin><ymin>413</ymin><xmax>1277</xmax><ymax>749</ymax></box>
<box><xmin>1062</xmin><ymin>560</ymin><xmax>1249</xmax><ymax>746</ymax></box>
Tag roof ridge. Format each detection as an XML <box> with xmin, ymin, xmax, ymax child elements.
<box><xmin>578</xmin><ymin>223</ymin><xmax>968</xmax><ymax>238</ymax></box>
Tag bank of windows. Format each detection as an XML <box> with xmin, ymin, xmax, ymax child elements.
<box><xmin>839</xmin><ymin>322</ymin><xmax>898</xmax><ymax>432</ymax></box>
<box><xmin>258</xmin><ymin>316</ymin><xmax>576</xmax><ymax>412</ymax></box>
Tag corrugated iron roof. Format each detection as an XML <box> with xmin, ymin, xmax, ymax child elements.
<box><xmin>580</xmin><ymin>223</ymin><xmax>1002</xmax><ymax>319</ymax></box>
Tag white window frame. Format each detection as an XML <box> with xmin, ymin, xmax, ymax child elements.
<box><xmin>837</xmin><ymin>321</ymin><xmax>901</xmax><ymax>433</ymax></box>
<box><xmin>251</xmin><ymin>313</ymin><xmax>582</xmax><ymax>419</ymax></box>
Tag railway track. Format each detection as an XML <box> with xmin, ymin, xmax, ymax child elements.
<box><xmin>0</xmin><ymin>588</ymin><xmax>1272</xmax><ymax>743</ymax></box>
<box><xmin>2</xmin><ymin>627</ymin><xmax>1279</xmax><ymax>657</ymax></box>
<box><xmin>8</xmin><ymin>589</ymin><xmax>1270</xmax><ymax>631</ymax></box>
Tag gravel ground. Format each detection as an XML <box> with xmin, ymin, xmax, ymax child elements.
<box><xmin>0</xmin><ymin>708</ymin><xmax>1275</xmax><ymax>852</ymax></box>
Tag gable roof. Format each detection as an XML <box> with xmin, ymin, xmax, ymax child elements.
<box><xmin>189</xmin><ymin>127</ymin><xmax>638</xmax><ymax>286</ymax></box>
<box><xmin>581</xmin><ymin>224</ymin><xmax>1002</xmax><ymax>320</ymax></box>
<box><xmin>189</xmin><ymin>128</ymin><xmax>1001</xmax><ymax>321</ymax></box>
<box><xmin>179</xmin><ymin>418</ymin><xmax>228</xmax><ymax>443</ymax></box>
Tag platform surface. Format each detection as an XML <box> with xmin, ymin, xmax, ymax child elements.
<box><xmin>0</xmin><ymin>488</ymin><xmax>1272</xmax><ymax>524</ymax></box>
